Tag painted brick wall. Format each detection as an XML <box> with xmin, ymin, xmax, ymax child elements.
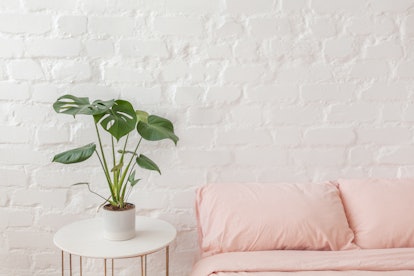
<box><xmin>1</xmin><ymin>0</ymin><xmax>414</xmax><ymax>275</ymax></box>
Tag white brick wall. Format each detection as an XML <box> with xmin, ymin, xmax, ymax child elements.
<box><xmin>0</xmin><ymin>14</ymin><xmax>51</xmax><ymax>34</ymax></box>
<box><xmin>1</xmin><ymin>0</ymin><xmax>414</xmax><ymax>275</ymax></box>
<box><xmin>8</xmin><ymin>59</ymin><xmax>44</xmax><ymax>80</ymax></box>
<box><xmin>154</xmin><ymin>17</ymin><xmax>204</xmax><ymax>36</ymax></box>
<box><xmin>27</xmin><ymin>38</ymin><xmax>82</xmax><ymax>57</ymax></box>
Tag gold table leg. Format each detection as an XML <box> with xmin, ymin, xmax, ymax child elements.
<box><xmin>69</xmin><ymin>254</ymin><xmax>72</xmax><ymax>276</ymax></box>
<box><xmin>112</xmin><ymin>259</ymin><xmax>114</xmax><ymax>276</ymax></box>
<box><xmin>60</xmin><ymin>247</ymin><xmax>171</xmax><ymax>276</ymax></box>
<box><xmin>79</xmin><ymin>256</ymin><xmax>82</xmax><ymax>276</ymax></box>
<box><xmin>141</xmin><ymin>255</ymin><xmax>147</xmax><ymax>276</ymax></box>
<box><xmin>61</xmin><ymin>251</ymin><xmax>64</xmax><ymax>276</ymax></box>
<box><xmin>166</xmin><ymin>246</ymin><xmax>169</xmax><ymax>276</ymax></box>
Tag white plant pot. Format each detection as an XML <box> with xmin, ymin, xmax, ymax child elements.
<box><xmin>102</xmin><ymin>203</ymin><xmax>136</xmax><ymax>241</ymax></box>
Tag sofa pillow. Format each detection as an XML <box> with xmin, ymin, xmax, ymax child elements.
<box><xmin>196</xmin><ymin>182</ymin><xmax>356</xmax><ymax>257</ymax></box>
<box><xmin>337</xmin><ymin>178</ymin><xmax>414</xmax><ymax>249</ymax></box>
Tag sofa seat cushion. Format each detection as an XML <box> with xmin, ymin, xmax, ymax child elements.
<box><xmin>196</xmin><ymin>182</ymin><xmax>356</xmax><ymax>257</ymax></box>
<box><xmin>337</xmin><ymin>178</ymin><xmax>414</xmax><ymax>249</ymax></box>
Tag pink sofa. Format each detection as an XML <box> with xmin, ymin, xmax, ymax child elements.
<box><xmin>191</xmin><ymin>179</ymin><xmax>414</xmax><ymax>275</ymax></box>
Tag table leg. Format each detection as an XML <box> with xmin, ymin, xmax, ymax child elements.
<box><xmin>112</xmin><ymin>259</ymin><xmax>114</xmax><ymax>276</ymax></box>
<box><xmin>69</xmin><ymin>254</ymin><xmax>72</xmax><ymax>276</ymax></box>
<box><xmin>104</xmin><ymin>259</ymin><xmax>107</xmax><ymax>276</ymax></box>
<box><xmin>61</xmin><ymin>251</ymin><xmax>64</xmax><ymax>276</ymax></box>
<box><xmin>141</xmin><ymin>255</ymin><xmax>147</xmax><ymax>276</ymax></box>
<box><xmin>80</xmin><ymin>256</ymin><xmax>82</xmax><ymax>276</ymax></box>
<box><xmin>166</xmin><ymin>246</ymin><xmax>169</xmax><ymax>276</ymax></box>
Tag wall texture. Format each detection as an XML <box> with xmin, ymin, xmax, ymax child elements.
<box><xmin>0</xmin><ymin>0</ymin><xmax>413</xmax><ymax>275</ymax></box>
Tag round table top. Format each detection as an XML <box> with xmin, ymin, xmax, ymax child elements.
<box><xmin>53</xmin><ymin>216</ymin><xmax>176</xmax><ymax>259</ymax></box>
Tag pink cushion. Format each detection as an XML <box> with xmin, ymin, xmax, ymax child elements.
<box><xmin>196</xmin><ymin>182</ymin><xmax>356</xmax><ymax>256</ymax></box>
<box><xmin>337</xmin><ymin>178</ymin><xmax>414</xmax><ymax>249</ymax></box>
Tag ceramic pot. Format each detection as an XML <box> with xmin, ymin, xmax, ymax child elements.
<box><xmin>102</xmin><ymin>203</ymin><xmax>136</xmax><ymax>241</ymax></box>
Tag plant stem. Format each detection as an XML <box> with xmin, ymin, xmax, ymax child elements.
<box><xmin>111</xmin><ymin>135</ymin><xmax>116</xmax><ymax>175</ymax></box>
<box><xmin>118</xmin><ymin>134</ymin><xmax>130</xmax><ymax>206</ymax></box>
<box><xmin>122</xmin><ymin>163</ymin><xmax>136</xmax><ymax>200</ymax></box>
<box><xmin>94</xmin><ymin>123</ymin><xmax>115</xmax><ymax>201</ymax></box>
<box><xmin>111</xmin><ymin>135</ymin><xmax>119</xmax><ymax>203</ymax></box>
<box><xmin>75</xmin><ymin>182</ymin><xmax>109</xmax><ymax>202</ymax></box>
<box><xmin>125</xmin><ymin>186</ymin><xmax>132</xmax><ymax>203</ymax></box>
<box><xmin>94</xmin><ymin>149</ymin><xmax>116</xmax><ymax>200</ymax></box>
<box><xmin>119</xmin><ymin>137</ymin><xmax>142</xmax><ymax>190</ymax></box>
<box><xmin>111</xmin><ymin>136</ymin><xmax>116</xmax><ymax>166</ymax></box>
<box><xmin>120</xmin><ymin>134</ymin><xmax>129</xmax><ymax>166</ymax></box>
<box><xmin>126</xmin><ymin>162</ymin><xmax>137</xmax><ymax>185</ymax></box>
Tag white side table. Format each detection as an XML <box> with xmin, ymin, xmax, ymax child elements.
<box><xmin>53</xmin><ymin>216</ymin><xmax>176</xmax><ymax>276</ymax></box>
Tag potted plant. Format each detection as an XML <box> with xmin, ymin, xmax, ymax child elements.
<box><xmin>52</xmin><ymin>95</ymin><xmax>179</xmax><ymax>240</ymax></box>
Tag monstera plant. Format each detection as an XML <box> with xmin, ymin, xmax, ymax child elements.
<box><xmin>52</xmin><ymin>95</ymin><xmax>179</xmax><ymax>211</ymax></box>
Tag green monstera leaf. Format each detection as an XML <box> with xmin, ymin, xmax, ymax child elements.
<box><xmin>94</xmin><ymin>100</ymin><xmax>137</xmax><ymax>141</ymax></box>
<box><xmin>136</xmin><ymin>154</ymin><xmax>161</xmax><ymax>174</ymax></box>
<box><xmin>137</xmin><ymin>115</ymin><xmax>179</xmax><ymax>145</ymax></box>
<box><xmin>53</xmin><ymin>95</ymin><xmax>115</xmax><ymax>116</ymax></box>
<box><xmin>52</xmin><ymin>143</ymin><xmax>96</xmax><ymax>164</ymax></box>
<box><xmin>128</xmin><ymin>170</ymin><xmax>141</xmax><ymax>187</ymax></box>
<box><xmin>135</xmin><ymin>110</ymin><xmax>149</xmax><ymax>123</ymax></box>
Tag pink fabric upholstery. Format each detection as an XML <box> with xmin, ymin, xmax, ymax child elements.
<box><xmin>196</xmin><ymin>182</ymin><xmax>356</xmax><ymax>257</ymax></box>
<box><xmin>337</xmin><ymin>178</ymin><xmax>414</xmax><ymax>249</ymax></box>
